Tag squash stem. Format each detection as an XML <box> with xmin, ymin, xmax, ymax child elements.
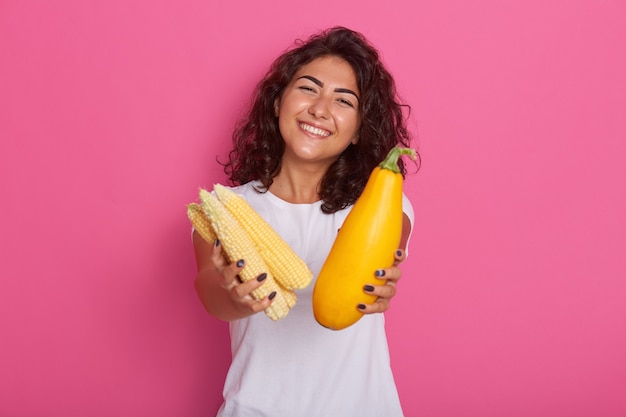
<box><xmin>378</xmin><ymin>146</ymin><xmax>417</xmax><ymax>173</ymax></box>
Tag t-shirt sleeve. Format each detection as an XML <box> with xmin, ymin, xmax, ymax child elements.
<box><xmin>401</xmin><ymin>192</ymin><xmax>415</xmax><ymax>257</ymax></box>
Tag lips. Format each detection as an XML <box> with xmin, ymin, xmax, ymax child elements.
<box><xmin>299</xmin><ymin>122</ymin><xmax>331</xmax><ymax>137</ymax></box>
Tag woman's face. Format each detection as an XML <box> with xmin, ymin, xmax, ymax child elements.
<box><xmin>275</xmin><ymin>55</ymin><xmax>361</xmax><ymax>167</ymax></box>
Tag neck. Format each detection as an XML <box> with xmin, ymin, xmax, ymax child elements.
<box><xmin>269</xmin><ymin>160</ymin><xmax>328</xmax><ymax>204</ymax></box>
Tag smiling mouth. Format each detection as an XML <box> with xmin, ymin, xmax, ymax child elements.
<box><xmin>299</xmin><ymin>122</ymin><xmax>331</xmax><ymax>137</ymax></box>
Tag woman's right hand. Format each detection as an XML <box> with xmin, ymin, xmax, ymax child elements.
<box><xmin>193</xmin><ymin>231</ymin><xmax>273</xmax><ymax>321</ymax></box>
<box><xmin>210</xmin><ymin>239</ymin><xmax>275</xmax><ymax>316</ymax></box>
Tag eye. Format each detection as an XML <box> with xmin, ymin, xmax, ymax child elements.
<box><xmin>298</xmin><ymin>85</ymin><xmax>316</xmax><ymax>93</ymax></box>
<box><xmin>337</xmin><ymin>98</ymin><xmax>356</xmax><ymax>108</ymax></box>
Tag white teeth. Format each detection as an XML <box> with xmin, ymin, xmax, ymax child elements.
<box><xmin>300</xmin><ymin>122</ymin><xmax>330</xmax><ymax>137</ymax></box>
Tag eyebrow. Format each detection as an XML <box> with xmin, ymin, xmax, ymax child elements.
<box><xmin>297</xmin><ymin>75</ymin><xmax>360</xmax><ymax>102</ymax></box>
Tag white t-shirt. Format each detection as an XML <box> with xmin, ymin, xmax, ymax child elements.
<box><xmin>215</xmin><ymin>181</ymin><xmax>414</xmax><ymax>417</ymax></box>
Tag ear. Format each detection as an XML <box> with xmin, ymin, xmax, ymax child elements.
<box><xmin>351</xmin><ymin>125</ymin><xmax>361</xmax><ymax>145</ymax></box>
<box><xmin>273</xmin><ymin>98</ymin><xmax>280</xmax><ymax>117</ymax></box>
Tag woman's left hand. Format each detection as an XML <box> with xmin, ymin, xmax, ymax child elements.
<box><xmin>358</xmin><ymin>249</ymin><xmax>407</xmax><ymax>314</ymax></box>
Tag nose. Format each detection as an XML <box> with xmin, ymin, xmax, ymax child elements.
<box><xmin>308</xmin><ymin>96</ymin><xmax>331</xmax><ymax>119</ymax></box>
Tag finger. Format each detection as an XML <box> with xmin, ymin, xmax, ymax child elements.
<box><xmin>211</xmin><ymin>239</ymin><xmax>228</xmax><ymax>271</ymax></box>
<box><xmin>231</xmin><ymin>272</ymin><xmax>269</xmax><ymax>299</ymax></box>
<box><xmin>246</xmin><ymin>291</ymin><xmax>277</xmax><ymax>314</ymax></box>
<box><xmin>363</xmin><ymin>281</ymin><xmax>397</xmax><ymax>301</ymax></box>
<box><xmin>357</xmin><ymin>298</ymin><xmax>390</xmax><ymax>314</ymax></box>
<box><xmin>231</xmin><ymin>284</ymin><xmax>276</xmax><ymax>317</ymax></box>
<box><xmin>374</xmin><ymin>265</ymin><xmax>402</xmax><ymax>284</ymax></box>
<box><xmin>221</xmin><ymin>258</ymin><xmax>246</xmax><ymax>291</ymax></box>
<box><xmin>393</xmin><ymin>249</ymin><xmax>406</xmax><ymax>266</ymax></box>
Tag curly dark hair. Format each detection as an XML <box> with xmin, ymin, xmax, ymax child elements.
<box><xmin>222</xmin><ymin>26</ymin><xmax>416</xmax><ymax>213</ymax></box>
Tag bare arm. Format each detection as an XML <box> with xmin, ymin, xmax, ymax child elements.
<box><xmin>192</xmin><ymin>230</ymin><xmax>274</xmax><ymax>321</ymax></box>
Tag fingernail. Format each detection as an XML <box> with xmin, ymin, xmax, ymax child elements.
<box><xmin>363</xmin><ymin>284</ymin><xmax>375</xmax><ymax>292</ymax></box>
<box><xmin>236</xmin><ymin>259</ymin><xmax>244</xmax><ymax>268</ymax></box>
<box><xmin>396</xmin><ymin>249</ymin><xmax>403</xmax><ymax>257</ymax></box>
<box><xmin>268</xmin><ymin>291</ymin><xmax>277</xmax><ymax>300</ymax></box>
<box><xmin>357</xmin><ymin>304</ymin><xmax>366</xmax><ymax>310</ymax></box>
<box><xmin>375</xmin><ymin>269</ymin><xmax>385</xmax><ymax>277</ymax></box>
<box><xmin>214</xmin><ymin>239</ymin><xmax>220</xmax><ymax>247</ymax></box>
<box><xmin>257</xmin><ymin>273</ymin><xmax>267</xmax><ymax>282</ymax></box>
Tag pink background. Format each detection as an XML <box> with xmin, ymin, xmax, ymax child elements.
<box><xmin>1</xmin><ymin>1</ymin><xmax>625</xmax><ymax>416</ymax></box>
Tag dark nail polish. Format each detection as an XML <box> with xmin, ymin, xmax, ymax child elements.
<box><xmin>357</xmin><ymin>304</ymin><xmax>366</xmax><ymax>310</ymax></box>
<box><xmin>396</xmin><ymin>249</ymin><xmax>403</xmax><ymax>257</ymax></box>
<box><xmin>236</xmin><ymin>259</ymin><xmax>244</xmax><ymax>268</ymax></box>
<box><xmin>257</xmin><ymin>273</ymin><xmax>267</xmax><ymax>282</ymax></box>
<box><xmin>268</xmin><ymin>291</ymin><xmax>277</xmax><ymax>300</ymax></box>
<box><xmin>375</xmin><ymin>269</ymin><xmax>385</xmax><ymax>277</ymax></box>
<box><xmin>214</xmin><ymin>239</ymin><xmax>220</xmax><ymax>247</ymax></box>
<box><xmin>363</xmin><ymin>285</ymin><xmax>375</xmax><ymax>292</ymax></box>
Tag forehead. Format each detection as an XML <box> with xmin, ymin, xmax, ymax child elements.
<box><xmin>292</xmin><ymin>56</ymin><xmax>359</xmax><ymax>91</ymax></box>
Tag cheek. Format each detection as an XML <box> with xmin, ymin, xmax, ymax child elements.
<box><xmin>340</xmin><ymin>114</ymin><xmax>360</xmax><ymax>135</ymax></box>
<box><xmin>276</xmin><ymin>99</ymin><xmax>293</xmax><ymax>120</ymax></box>
<box><xmin>277</xmin><ymin>116</ymin><xmax>294</xmax><ymax>141</ymax></box>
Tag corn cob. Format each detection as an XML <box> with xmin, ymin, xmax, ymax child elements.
<box><xmin>282</xmin><ymin>288</ymin><xmax>298</xmax><ymax>308</ymax></box>
<box><xmin>213</xmin><ymin>184</ymin><xmax>313</xmax><ymax>290</ymax></box>
<box><xmin>187</xmin><ymin>202</ymin><xmax>218</xmax><ymax>244</ymax></box>
<box><xmin>199</xmin><ymin>189</ymin><xmax>295</xmax><ymax>321</ymax></box>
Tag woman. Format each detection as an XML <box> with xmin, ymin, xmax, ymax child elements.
<box><xmin>193</xmin><ymin>26</ymin><xmax>417</xmax><ymax>417</ymax></box>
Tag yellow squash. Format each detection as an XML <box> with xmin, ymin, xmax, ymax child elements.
<box><xmin>312</xmin><ymin>146</ymin><xmax>416</xmax><ymax>330</ymax></box>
